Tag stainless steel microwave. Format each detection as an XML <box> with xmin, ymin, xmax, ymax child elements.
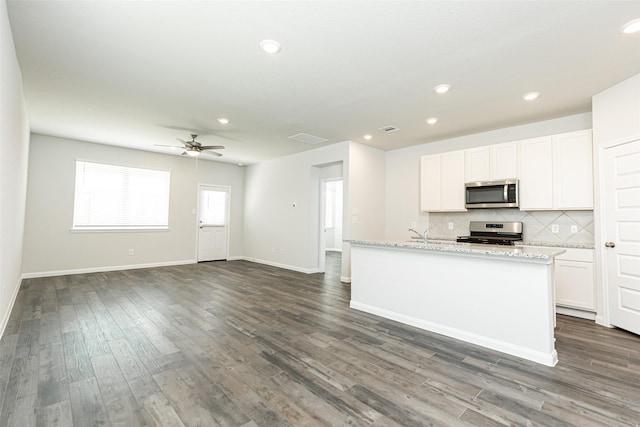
<box><xmin>465</xmin><ymin>179</ymin><xmax>519</xmax><ymax>208</ymax></box>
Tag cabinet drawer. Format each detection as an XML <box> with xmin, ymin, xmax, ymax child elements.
<box><xmin>555</xmin><ymin>248</ymin><xmax>594</xmax><ymax>262</ymax></box>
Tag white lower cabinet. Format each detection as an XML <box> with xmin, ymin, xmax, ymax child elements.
<box><xmin>554</xmin><ymin>248</ymin><xmax>595</xmax><ymax>312</ymax></box>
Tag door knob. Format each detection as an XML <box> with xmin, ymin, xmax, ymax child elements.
<box><xmin>605</xmin><ymin>241</ymin><xmax>616</xmax><ymax>248</ymax></box>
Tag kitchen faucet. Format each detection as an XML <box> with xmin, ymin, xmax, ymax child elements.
<box><xmin>409</xmin><ymin>227</ymin><xmax>431</xmax><ymax>241</ymax></box>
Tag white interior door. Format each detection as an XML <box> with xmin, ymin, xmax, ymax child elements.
<box><xmin>198</xmin><ymin>185</ymin><xmax>229</xmax><ymax>262</ymax></box>
<box><xmin>604</xmin><ymin>139</ymin><xmax>640</xmax><ymax>335</ymax></box>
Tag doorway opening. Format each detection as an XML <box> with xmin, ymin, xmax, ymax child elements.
<box><xmin>320</xmin><ymin>178</ymin><xmax>343</xmax><ymax>273</ymax></box>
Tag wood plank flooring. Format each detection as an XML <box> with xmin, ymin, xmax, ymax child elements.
<box><xmin>1</xmin><ymin>252</ymin><xmax>639</xmax><ymax>426</ymax></box>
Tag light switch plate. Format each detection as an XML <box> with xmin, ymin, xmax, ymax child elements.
<box><xmin>448</xmin><ymin>222</ymin><xmax>454</xmax><ymax>230</ymax></box>
<box><xmin>551</xmin><ymin>224</ymin><xmax>559</xmax><ymax>233</ymax></box>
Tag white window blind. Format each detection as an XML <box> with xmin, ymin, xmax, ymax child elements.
<box><xmin>73</xmin><ymin>161</ymin><xmax>170</xmax><ymax>230</ymax></box>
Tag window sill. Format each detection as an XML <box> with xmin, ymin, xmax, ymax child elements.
<box><xmin>70</xmin><ymin>227</ymin><xmax>170</xmax><ymax>233</ymax></box>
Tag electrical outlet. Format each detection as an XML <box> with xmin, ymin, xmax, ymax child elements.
<box><xmin>128</xmin><ymin>249</ymin><xmax>134</xmax><ymax>256</ymax></box>
<box><xmin>411</xmin><ymin>221</ymin><xmax>417</xmax><ymax>229</ymax></box>
<box><xmin>352</xmin><ymin>215</ymin><xmax>358</xmax><ymax>224</ymax></box>
<box><xmin>551</xmin><ymin>224</ymin><xmax>559</xmax><ymax>234</ymax></box>
<box><xmin>571</xmin><ymin>225</ymin><xmax>578</xmax><ymax>234</ymax></box>
<box><xmin>448</xmin><ymin>222</ymin><xmax>454</xmax><ymax>230</ymax></box>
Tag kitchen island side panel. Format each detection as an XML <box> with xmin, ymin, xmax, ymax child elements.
<box><xmin>350</xmin><ymin>244</ymin><xmax>557</xmax><ymax>366</ymax></box>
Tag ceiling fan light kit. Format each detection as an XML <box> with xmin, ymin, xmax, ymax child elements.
<box><xmin>156</xmin><ymin>134</ymin><xmax>225</xmax><ymax>158</ymax></box>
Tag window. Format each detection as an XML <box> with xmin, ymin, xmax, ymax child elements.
<box><xmin>73</xmin><ymin>161</ymin><xmax>170</xmax><ymax>230</ymax></box>
<box><xmin>199</xmin><ymin>188</ymin><xmax>228</xmax><ymax>226</ymax></box>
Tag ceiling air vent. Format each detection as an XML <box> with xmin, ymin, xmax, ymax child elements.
<box><xmin>288</xmin><ymin>133</ymin><xmax>330</xmax><ymax>145</ymax></box>
<box><xmin>379</xmin><ymin>125</ymin><xmax>400</xmax><ymax>133</ymax></box>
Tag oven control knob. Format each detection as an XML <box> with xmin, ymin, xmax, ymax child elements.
<box><xmin>604</xmin><ymin>241</ymin><xmax>616</xmax><ymax>248</ymax></box>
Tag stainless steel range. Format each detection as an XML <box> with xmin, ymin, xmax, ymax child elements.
<box><xmin>456</xmin><ymin>221</ymin><xmax>523</xmax><ymax>246</ymax></box>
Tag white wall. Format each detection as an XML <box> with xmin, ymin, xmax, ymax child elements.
<box><xmin>342</xmin><ymin>142</ymin><xmax>386</xmax><ymax>281</ymax></box>
<box><xmin>0</xmin><ymin>0</ymin><xmax>30</xmax><ymax>336</ymax></box>
<box><xmin>243</xmin><ymin>141</ymin><xmax>349</xmax><ymax>273</ymax></box>
<box><xmin>22</xmin><ymin>134</ymin><xmax>244</xmax><ymax>276</ymax></box>
<box><xmin>384</xmin><ymin>113</ymin><xmax>593</xmax><ymax>239</ymax></box>
<box><xmin>592</xmin><ymin>72</ymin><xmax>640</xmax><ymax>326</ymax></box>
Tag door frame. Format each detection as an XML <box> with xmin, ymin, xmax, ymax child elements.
<box><xmin>196</xmin><ymin>183</ymin><xmax>231</xmax><ymax>262</ymax></box>
<box><xmin>596</xmin><ymin>134</ymin><xmax>640</xmax><ymax>328</ymax></box>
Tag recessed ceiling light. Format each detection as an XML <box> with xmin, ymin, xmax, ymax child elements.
<box><xmin>523</xmin><ymin>92</ymin><xmax>540</xmax><ymax>101</ymax></box>
<box><xmin>237</xmin><ymin>163</ymin><xmax>244</xmax><ymax>167</ymax></box>
<box><xmin>621</xmin><ymin>18</ymin><xmax>640</xmax><ymax>34</ymax></box>
<box><xmin>217</xmin><ymin>117</ymin><xmax>229</xmax><ymax>125</ymax></box>
<box><xmin>426</xmin><ymin>117</ymin><xmax>439</xmax><ymax>125</ymax></box>
<box><xmin>434</xmin><ymin>84</ymin><xmax>451</xmax><ymax>94</ymax></box>
<box><xmin>363</xmin><ymin>134</ymin><xmax>373</xmax><ymax>140</ymax></box>
<box><xmin>260</xmin><ymin>39</ymin><xmax>281</xmax><ymax>54</ymax></box>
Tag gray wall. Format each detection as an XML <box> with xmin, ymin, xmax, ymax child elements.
<box><xmin>22</xmin><ymin>134</ymin><xmax>245</xmax><ymax>276</ymax></box>
<box><xmin>0</xmin><ymin>0</ymin><xmax>30</xmax><ymax>335</ymax></box>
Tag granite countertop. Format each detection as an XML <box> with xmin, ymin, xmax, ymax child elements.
<box><xmin>516</xmin><ymin>241</ymin><xmax>594</xmax><ymax>249</ymax></box>
<box><xmin>348</xmin><ymin>239</ymin><xmax>565</xmax><ymax>261</ymax></box>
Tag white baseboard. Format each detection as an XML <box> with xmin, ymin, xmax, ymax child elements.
<box><xmin>350</xmin><ymin>300</ymin><xmax>558</xmax><ymax>367</ymax></box>
<box><xmin>0</xmin><ymin>276</ymin><xmax>23</xmax><ymax>339</ymax></box>
<box><xmin>556</xmin><ymin>306</ymin><xmax>597</xmax><ymax>321</ymax></box>
<box><xmin>20</xmin><ymin>259</ymin><xmax>197</xmax><ymax>279</ymax></box>
<box><xmin>238</xmin><ymin>257</ymin><xmax>319</xmax><ymax>274</ymax></box>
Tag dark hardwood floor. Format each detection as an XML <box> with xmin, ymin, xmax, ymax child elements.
<box><xmin>1</xmin><ymin>252</ymin><xmax>639</xmax><ymax>426</ymax></box>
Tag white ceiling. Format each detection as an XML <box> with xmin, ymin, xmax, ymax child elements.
<box><xmin>7</xmin><ymin>1</ymin><xmax>640</xmax><ymax>165</ymax></box>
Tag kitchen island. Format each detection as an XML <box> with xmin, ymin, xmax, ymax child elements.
<box><xmin>348</xmin><ymin>239</ymin><xmax>565</xmax><ymax>366</ymax></box>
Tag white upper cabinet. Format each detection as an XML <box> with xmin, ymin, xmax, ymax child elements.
<box><xmin>420</xmin><ymin>150</ymin><xmax>466</xmax><ymax>212</ymax></box>
<box><xmin>465</xmin><ymin>142</ymin><xmax>518</xmax><ymax>182</ymax></box>
<box><xmin>553</xmin><ymin>130</ymin><xmax>593</xmax><ymax>210</ymax></box>
<box><xmin>519</xmin><ymin>130</ymin><xmax>593</xmax><ymax>211</ymax></box>
<box><xmin>420</xmin><ymin>155</ymin><xmax>441</xmax><ymax>212</ymax></box>
<box><xmin>465</xmin><ymin>147</ymin><xmax>491</xmax><ymax>182</ymax></box>
<box><xmin>492</xmin><ymin>142</ymin><xmax>519</xmax><ymax>180</ymax></box>
<box><xmin>519</xmin><ymin>136</ymin><xmax>554</xmax><ymax>210</ymax></box>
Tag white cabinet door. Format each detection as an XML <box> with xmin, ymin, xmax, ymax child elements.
<box><xmin>492</xmin><ymin>141</ymin><xmax>519</xmax><ymax>180</ymax></box>
<box><xmin>465</xmin><ymin>142</ymin><xmax>518</xmax><ymax>182</ymax></box>
<box><xmin>519</xmin><ymin>136</ymin><xmax>554</xmax><ymax>210</ymax></box>
<box><xmin>465</xmin><ymin>147</ymin><xmax>491</xmax><ymax>182</ymax></box>
<box><xmin>420</xmin><ymin>151</ymin><xmax>466</xmax><ymax>212</ymax></box>
<box><xmin>555</xmin><ymin>260</ymin><xmax>595</xmax><ymax>311</ymax></box>
<box><xmin>420</xmin><ymin>155</ymin><xmax>441</xmax><ymax>211</ymax></box>
<box><xmin>441</xmin><ymin>151</ymin><xmax>466</xmax><ymax>211</ymax></box>
<box><xmin>554</xmin><ymin>130</ymin><xmax>593</xmax><ymax>209</ymax></box>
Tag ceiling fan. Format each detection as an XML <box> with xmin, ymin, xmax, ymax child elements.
<box><xmin>156</xmin><ymin>134</ymin><xmax>225</xmax><ymax>157</ymax></box>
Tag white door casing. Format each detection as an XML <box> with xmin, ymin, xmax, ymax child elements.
<box><xmin>197</xmin><ymin>185</ymin><xmax>229</xmax><ymax>262</ymax></box>
<box><xmin>603</xmin><ymin>138</ymin><xmax>640</xmax><ymax>335</ymax></box>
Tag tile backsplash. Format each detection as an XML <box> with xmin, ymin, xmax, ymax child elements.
<box><xmin>429</xmin><ymin>209</ymin><xmax>594</xmax><ymax>246</ymax></box>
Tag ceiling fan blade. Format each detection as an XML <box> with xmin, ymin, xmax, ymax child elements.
<box><xmin>199</xmin><ymin>145</ymin><xmax>225</xmax><ymax>150</ymax></box>
<box><xmin>202</xmin><ymin>151</ymin><xmax>223</xmax><ymax>157</ymax></box>
<box><xmin>154</xmin><ymin>144</ymin><xmax>182</xmax><ymax>149</ymax></box>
